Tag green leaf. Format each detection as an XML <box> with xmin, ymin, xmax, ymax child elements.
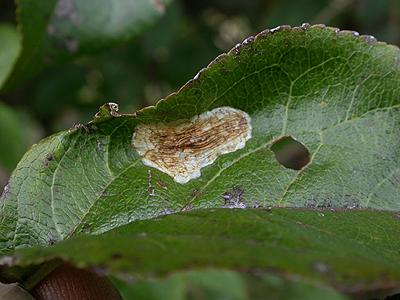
<box><xmin>1</xmin><ymin>24</ymin><xmax>400</xmax><ymax>252</ymax></box>
<box><xmin>2</xmin><ymin>0</ymin><xmax>172</xmax><ymax>91</ymax></box>
<box><xmin>7</xmin><ymin>209</ymin><xmax>400</xmax><ymax>297</ymax></box>
<box><xmin>0</xmin><ymin>24</ymin><xmax>21</xmax><ymax>89</ymax></box>
<box><xmin>0</xmin><ymin>103</ymin><xmax>26</xmax><ymax>173</ymax></box>
<box><xmin>1</xmin><ymin>0</ymin><xmax>57</xmax><ymax>91</ymax></box>
<box><xmin>47</xmin><ymin>0</ymin><xmax>173</xmax><ymax>53</ymax></box>
<box><xmin>112</xmin><ymin>269</ymin><xmax>250</xmax><ymax>300</ymax></box>
<box><xmin>112</xmin><ymin>269</ymin><xmax>349</xmax><ymax>300</ymax></box>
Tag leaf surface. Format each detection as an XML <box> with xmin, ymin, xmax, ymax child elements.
<box><xmin>7</xmin><ymin>209</ymin><xmax>400</xmax><ymax>296</ymax></box>
<box><xmin>1</xmin><ymin>24</ymin><xmax>400</xmax><ymax>261</ymax></box>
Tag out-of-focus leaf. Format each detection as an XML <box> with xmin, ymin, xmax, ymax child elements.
<box><xmin>47</xmin><ymin>0</ymin><xmax>173</xmax><ymax>53</ymax></box>
<box><xmin>0</xmin><ymin>103</ymin><xmax>26</xmax><ymax>173</ymax></box>
<box><xmin>112</xmin><ymin>269</ymin><xmax>350</xmax><ymax>300</ymax></box>
<box><xmin>0</xmin><ymin>24</ymin><xmax>21</xmax><ymax>89</ymax></box>
<box><xmin>2</xmin><ymin>0</ymin><xmax>173</xmax><ymax>91</ymax></box>
<box><xmin>5</xmin><ymin>209</ymin><xmax>400</xmax><ymax>297</ymax></box>
<box><xmin>113</xmin><ymin>270</ymin><xmax>248</xmax><ymax>300</ymax></box>
<box><xmin>1</xmin><ymin>1</ymin><xmax>57</xmax><ymax>91</ymax></box>
<box><xmin>248</xmin><ymin>273</ymin><xmax>350</xmax><ymax>300</ymax></box>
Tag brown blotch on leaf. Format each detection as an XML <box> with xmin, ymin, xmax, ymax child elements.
<box><xmin>132</xmin><ymin>107</ymin><xmax>252</xmax><ymax>184</ymax></box>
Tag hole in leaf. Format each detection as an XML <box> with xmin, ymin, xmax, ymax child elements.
<box><xmin>271</xmin><ymin>136</ymin><xmax>310</xmax><ymax>170</ymax></box>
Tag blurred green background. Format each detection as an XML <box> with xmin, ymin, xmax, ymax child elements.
<box><xmin>0</xmin><ymin>0</ymin><xmax>399</xmax><ymax>189</ymax></box>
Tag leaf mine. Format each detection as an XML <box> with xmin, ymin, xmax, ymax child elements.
<box><xmin>132</xmin><ymin>106</ymin><xmax>252</xmax><ymax>184</ymax></box>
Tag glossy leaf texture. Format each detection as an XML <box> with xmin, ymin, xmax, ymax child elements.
<box><xmin>6</xmin><ymin>209</ymin><xmax>400</xmax><ymax>297</ymax></box>
<box><xmin>1</xmin><ymin>24</ymin><xmax>400</xmax><ymax>254</ymax></box>
<box><xmin>1</xmin><ymin>0</ymin><xmax>172</xmax><ymax>91</ymax></box>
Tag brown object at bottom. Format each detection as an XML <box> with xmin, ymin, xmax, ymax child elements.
<box><xmin>31</xmin><ymin>263</ymin><xmax>122</xmax><ymax>300</ymax></box>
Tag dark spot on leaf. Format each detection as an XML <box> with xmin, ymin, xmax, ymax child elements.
<box><xmin>44</xmin><ymin>153</ymin><xmax>54</xmax><ymax>167</ymax></box>
<box><xmin>221</xmin><ymin>186</ymin><xmax>246</xmax><ymax>208</ymax></box>
<box><xmin>80</xmin><ymin>223</ymin><xmax>92</xmax><ymax>234</ymax></box>
<box><xmin>252</xmin><ymin>202</ymin><xmax>261</xmax><ymax>208</ymax></box>
<box><xmin>306</xmin><ymin>202</ymin><xmax>316</xmax><ymax>208</ymax></box>
<box><xmin>191</xmin><ymin>188</ymin><xmax>200</xmax><ymax>198</ymax></box>
<box><xmin>270</xmin><ymin>136</ymin><xmax>310</xmax><ymax>170</ymax></box>
<box><xmin>47</xmin><ymin>233</ymin><xmax>57</xmax><ymax>245</ymax></box>
<box><xmin>96</xmin><ymin>190</ymin><xmax>109</xmax><ymax>197</ymax></box>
